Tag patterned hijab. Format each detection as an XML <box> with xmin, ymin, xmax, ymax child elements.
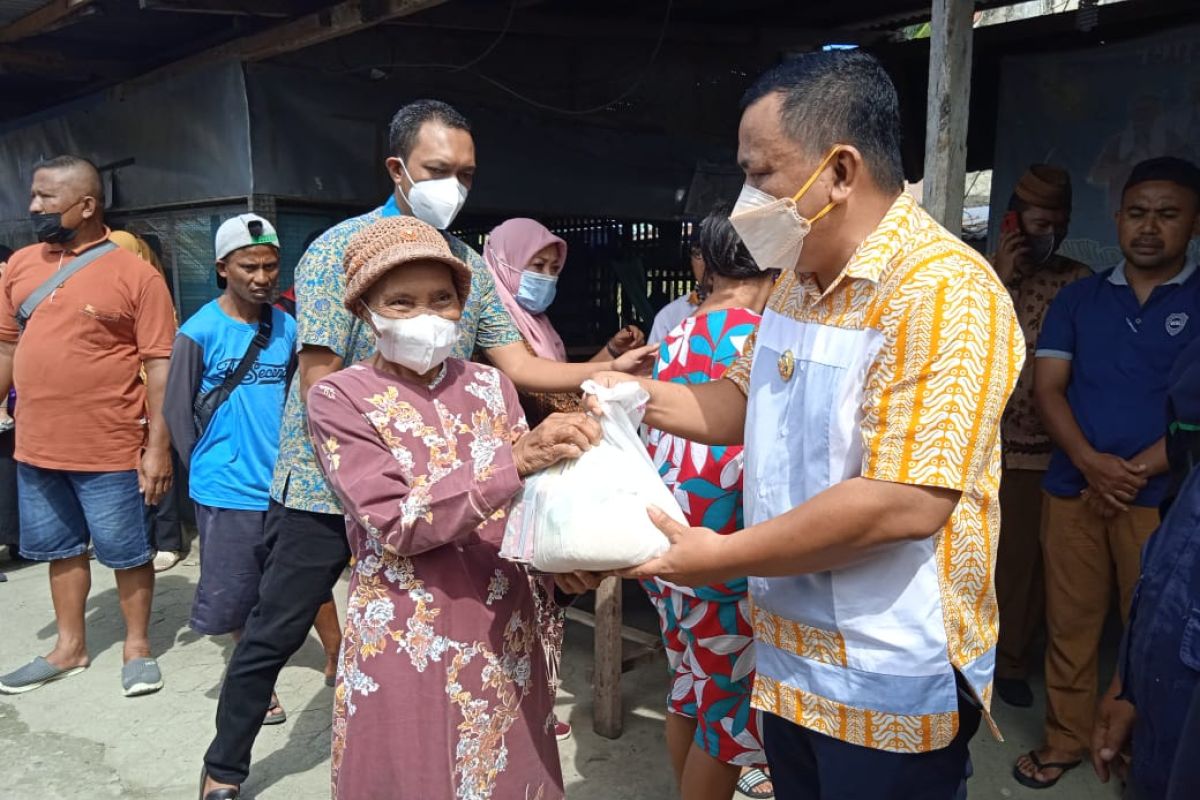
<box><xmin>482</xmin><ymin>218</ymin><xmax>568</xmax><ymax>362</ymax></box>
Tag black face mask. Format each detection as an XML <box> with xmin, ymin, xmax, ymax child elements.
<box><xmin>30</xmin><ymin>199</ymin><xmax>84</xmax><ymax>244</ymax></box>
<box><xmin>1024</xmin><ymin>231</ymin><xmax>1056</xmax><ymax>264</ymax></box>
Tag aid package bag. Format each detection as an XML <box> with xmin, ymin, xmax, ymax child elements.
<box><xmin>501</xmin><ymin>380</ymin><xmax>684</xmax><ymax>573</ymax></box>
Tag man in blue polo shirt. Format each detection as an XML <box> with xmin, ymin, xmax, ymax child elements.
<box><xmin>1015</xmin><ymin>156</ymin><xmax>1200</xmax><ymax>789</ymax></box>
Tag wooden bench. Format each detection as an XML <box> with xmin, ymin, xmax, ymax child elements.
<box><xmin>565</xmin><ymin>575</ymin><xmax>663</xmax><ymax>739</ymax></box>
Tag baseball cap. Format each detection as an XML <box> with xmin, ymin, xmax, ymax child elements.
<box><xmin>215</xmin><ymin>213</ymin><xmax>280</xmax><ymax>261</ymax></box>
<box><xmin>214</xmin><ymin>213</ymin><xmax>280</xmax><ymax>289</ymax></box>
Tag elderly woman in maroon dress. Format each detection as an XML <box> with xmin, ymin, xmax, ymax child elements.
<box><xmin>307</xmin><ymin>216</ymin><xmax>599</xmax><ymax>800</ymax></box>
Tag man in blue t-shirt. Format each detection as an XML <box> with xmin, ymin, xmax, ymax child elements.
<box><xmin>1015</xmin><ymin>157</ymin><xmax>1200</xmax><ymax>789</ymax></box>
<box><xmin>162</xmin><ymin>213</ymin><xmax>295</xmax><ymax>725</ymax></box>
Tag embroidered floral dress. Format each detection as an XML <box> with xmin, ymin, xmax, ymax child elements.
<box><xmin>308</xmin><ymin>360</ymin><xmax>563</xmax><ymax>800</ymax></box>
<box><xmin>641</xmin><ymin>308</ymin><xmax>766</xmax><ymax>766</ymax></box>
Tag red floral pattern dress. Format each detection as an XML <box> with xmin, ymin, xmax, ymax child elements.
<box><xmin>641</xmin><ymin>308</ymin><xmax>766</xmax><ymax>766</ymax></box>
<box><xmin>309</xmin><ymin>360</ymin><xmax>563</xmax><ymax>800</ymax></box>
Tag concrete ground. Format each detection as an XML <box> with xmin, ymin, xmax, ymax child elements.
<box><xmin>0</xmin><ymin>550</ymin><xmax>1120</xmax><ymax>800</ymax></box>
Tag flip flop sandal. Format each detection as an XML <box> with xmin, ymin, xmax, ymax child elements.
<box><xmin>736</xmin><ymin>767</ymin><xmax>774</xmax><ymax>799</ymax></box>
<box><xmin>262</xmin><ymin>697</ymin><xmax>287</xmax><ymax>726</ymax></box>
<box><xmin>122</xmin><ymin>657</ymin><xmax>164</xmax><ymax>697</ymax></box>
<box><xmin>0</xmin><ymin>656</ymin><xmax>87</xmax><ymax>694</ymax></box>
<box><xmin>1012</xmin><ymin>750</ymin><xmax>1082</xmax><ymax>789</ymax></box>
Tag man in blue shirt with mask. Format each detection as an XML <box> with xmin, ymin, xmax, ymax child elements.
<box><xmin>199</xmin><ymin>99</ymin><xmax>650</xmax><ymax>800</ymax></box>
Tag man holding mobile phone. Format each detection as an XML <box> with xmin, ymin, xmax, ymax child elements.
<box><xmin>988</xmin><ymin>164</ymin><xmax>1092</xmax><ymax>711</ymax></box>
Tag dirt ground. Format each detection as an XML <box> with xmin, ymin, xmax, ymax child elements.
<box><xmin>0</xmin><ymin>550</ymin><xmax>1121</xmax><ymax>799</ymax></box>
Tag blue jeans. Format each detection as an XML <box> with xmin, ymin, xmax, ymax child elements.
<box><xmin>18</xmin><ymin>465</ymin><xmax>151</xmax><ymax>569</ymax></box>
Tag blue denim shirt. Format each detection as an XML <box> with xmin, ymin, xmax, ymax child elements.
<box><xmin>1123</xmin><ymin>468</ymin><xmax>1200</xmax><ymax>798</ymax></box>
<box><xmin>1122</xmin><ymin>335</ymin><xmax>1200</xmax><ymax>798</ymax></box>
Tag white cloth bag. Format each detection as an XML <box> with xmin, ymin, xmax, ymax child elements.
<box><xmin>501</xmin><ymin>380</ymin><xmax>683</xmax><ymax>572</ymax></box>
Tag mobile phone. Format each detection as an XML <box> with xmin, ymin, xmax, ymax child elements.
<box><xmin>1001</xmin><ymin>211</ymin><xmax>1020</xmax><ymax>236</ymax></box>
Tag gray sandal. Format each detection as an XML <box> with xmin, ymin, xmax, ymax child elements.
<box><xmin>736</xmin><ymin>768</ymin><xmax>774</xmax><ymax>799</ymax></box>
<box><xmin>0</xmin><ymin>656</ymin><xmax>87</xmax><ymax>695</ymax></box>
<box><xmin>263</xmin><ymin>696</ymin><xmax>287</xmax><ymax>726</ymax></box>
<box><xmin>121</xmin><ymin>657</ymin><xmax>163</xmax><ymax>697</ymax></box>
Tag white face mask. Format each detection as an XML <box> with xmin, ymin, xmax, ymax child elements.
<box><xmin>398</xmin><ymin>159</ymin><xmax>468</xmax><ymax>230</ymax></box>
<box><xmin>729</xmin><ymin>147</ymin><xmax>840</xmax><ymax>272</ymax></box>
<box><xmin>368</xmin><ymin>310</ymin><xmax>459</xmax><ymax>374</ymax></box>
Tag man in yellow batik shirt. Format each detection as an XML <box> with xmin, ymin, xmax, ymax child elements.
<box><xmin>594</xmin><ymin>51</ymin><xmax>1023</xmax><ymax>800</ymax></box>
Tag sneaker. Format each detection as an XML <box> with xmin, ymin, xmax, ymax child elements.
<box><xmin>554</xmin><ymin>718</ymin><xmax>572</xmax><ymax>741</ymax></box>
<box><xmin>153</xmin><ymin>551</ymin><xmax>182</xmax><ymax>573</ymax></box>
<box><xmin>121</xmin><ymin>657</ymin><xmax>163</xmax><ymax>697</ymax></box>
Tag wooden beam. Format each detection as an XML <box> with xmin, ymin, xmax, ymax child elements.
<box><xmin>922</xmin><ymin>0</ymin><xmax>975</xmax><ymax>235</ymax></box>
<box><xmin>0</xmin><ymin>44</ymin><xmax>122</xmax><ymax>76</ymax></box>
<box><xmin>123</xmin><ymin>0</ymin><xmax>448</xmax><ymax>90</ymax></box>
<box><xmin>128</xmin><ymin>0</ymin><xmax>447</xmax><ymax>88</ymax></box>
<box><xmin>388</xmin><ymin>14</ymin><xmax>851</xmax><ymax>49</ymax></box>
<box><xmin>226</xmin><ymin>0</ymin><xmax>449</xmax><ymax>62</ymax></box>
<box><xmin>139</xmin><ymin>0</ymin><xmax>293</xmax><ymax>16</ymax></box>
<box><xmin>592</xmin><ymin>576</ymin><xmax>623</xmax><ymax>739</ymax></box>
<box><xmin>0</xmin><ymin>0</ymin><xmax>96</xmax><ymax>44</ymax></box>
<box><xmin>563</xmin><ymin>606</ymin><xmax>663</xmax><ymax>650</ymax></box>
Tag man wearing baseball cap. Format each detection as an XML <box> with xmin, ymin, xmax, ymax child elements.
<box><xmin>161</xmin><ymin>213</ymin><xmax>300</xmax><ymax>725</ymax></box>
<box><xmin>213</xmin><ymin>214</ymin><xmax>280</xmax><ymax>287</ymax></box>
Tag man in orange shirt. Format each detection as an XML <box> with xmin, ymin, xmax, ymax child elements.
<box><xmin>0</xmin><ymin>155</ymin><xmax>177</xmax><ymax>697</ymax></box>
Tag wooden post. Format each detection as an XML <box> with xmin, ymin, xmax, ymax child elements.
<box><xmin>0</xmin><ymin>0</ymin><xmax>95</xmax><ymax>44</ymax></box>
<box><xmin>593</xmin><ymin>576</ymin><xmax>623</xmax><ymax>739</ymax></box>
<box><xmin>922</xmin><ymin>0</ymin><xmax>975</xmax><ymax>236</ymax></box>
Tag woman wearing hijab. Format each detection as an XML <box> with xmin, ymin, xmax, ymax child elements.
<box><xmin>481</xmin><ymin>217</ymin><xmax>644</xmax><ymax>741</ymax></box>
<box><xmin>307</xmin><ymin>215</ymin><xmax>598</xmax><ymax>800</ymax></box>
<box><xmin>483</xmin><ymin>218</ymin><xmax>644</xmax><ymax>427</ymax></box>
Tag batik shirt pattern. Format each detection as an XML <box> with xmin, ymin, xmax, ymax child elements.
<box><xmin>271</xmin><ymin>197</ymin><xmax>522</xmax><ymax>513</ymax></box>
<box><xmin>726</xmin><ymin>192</ymin><xmax>1024</xmax><ymax>753</ymax></box>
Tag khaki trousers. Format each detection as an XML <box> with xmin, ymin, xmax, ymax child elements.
<box><xmin>995</xmin><ymin>469</ymin><xmax>1046</xmax><ymax>679</ymax></box>
<box><xmin>1041</xmin><ymin>492</ymin><xmax>1159</xmax><ymax>757</ymax></box>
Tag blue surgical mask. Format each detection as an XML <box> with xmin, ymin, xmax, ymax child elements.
<box><xmin>515</xmin><ymin>272</ymin><xmax>558</xmax><ymax>314</ymax></box>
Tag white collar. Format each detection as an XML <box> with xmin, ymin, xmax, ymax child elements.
<box><xmin>1108</xmin><ymin>257</ymin><xmax>1198</xmax><ymax>287</ymax></box>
